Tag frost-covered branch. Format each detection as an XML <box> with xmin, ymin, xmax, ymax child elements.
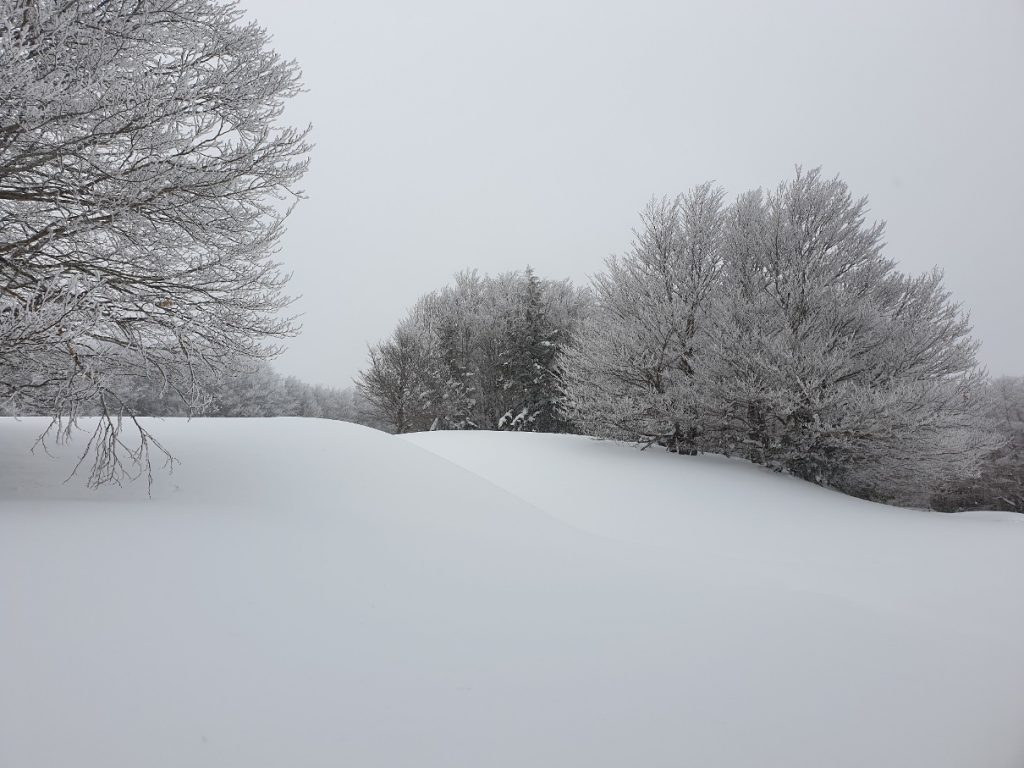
<box><xmin>0</xmin><ymin>0</ymin><xmax>311</xmax><ymax>485</ymax></box>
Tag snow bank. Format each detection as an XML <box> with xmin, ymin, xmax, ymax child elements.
<box><xmin>2</xmin><ymin>418</ymin><xmax>1022</xmax><ymax>768</ymax></box>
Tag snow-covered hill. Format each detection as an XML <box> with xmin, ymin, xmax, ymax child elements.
<box><xmin>2</xmin><ymin>418</ymin><xmax>1022</xmax><ymax>768</ymax></box>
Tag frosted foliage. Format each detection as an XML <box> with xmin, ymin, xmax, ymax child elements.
<box><xmin>357</xmin><ymin>269</ymin><xmax>589</xmax><ymax>434</ymax></box>
<box><xmin>560</xmin><ymin>184</ymin><xmax>725</xmax><ymax>452</ymax></box>
<box><xmin>932</xmin><ymin>376</ymin><xmax>1024</xmax><ymax>512</ymax></box>
<box><xmin>561</xmin><ymin>169</ymin><xmax>996</xmax><ymax>503</ymax></box>
<box><xmin>0</xmin><ymin>0</ymin><xmax>309</xmax><ymax>483</ymax></box>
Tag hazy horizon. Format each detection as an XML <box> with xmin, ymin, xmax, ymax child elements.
<box><xmin>240</xmin><ymin>0</ymin><xmax>1024</xmax><ymax>387</ymax></box>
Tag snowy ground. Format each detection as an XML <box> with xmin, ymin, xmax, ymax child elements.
<box><xmin>2</xmin><ymin>417</ymin><xmax>1023</xmax><ymax>768</ymax></box>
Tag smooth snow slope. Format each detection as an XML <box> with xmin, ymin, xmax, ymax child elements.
<box><xmin>0</xmin><ymin>419</ymin><xmax>1021</xmax><ymax>768</ymax></box>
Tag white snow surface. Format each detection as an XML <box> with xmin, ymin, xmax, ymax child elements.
<box><xmin>2</xmin><ymin>417</ymin><xmax>1023</xmax><ymax>768</ymax></box>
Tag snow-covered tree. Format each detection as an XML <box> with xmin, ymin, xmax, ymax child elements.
<box><xmin>356</xmin><ymin>323</ymin><xmax>433</xmax><ymax>434</ymax></box>
<box><xmin>205</xmin><ymin>363</ymin><xmax>292</xmax><ymax>418</ymax></box>
<box><xmin>413</xmin><ymin>285</ymin><xmax>481</xmax><ymax>430</ymax></box>
<box><xmin>561</xmin><ymin>169</ymin><xmax>996</xmax><ymax>503</ymax></box>
<box><xmin>932</xmin><ymin>376</ymin><xmax>1023</xmax><ymax>512</ymax></box>
<box><xmin>0</xmin><ymin>0</ymin><xmax>310</xmax><ymax>484</ymax></box>
<box><xmin>498</xmin><ymin>268</ymin><xmax>571</xmax><ymax>432</ymax></box>
<box><xmin>357</xmin><ymin>269</ymin><xmax>589</xmax><ymax>433</ymax></box>
<box><xmin>703</xmin><ymin>169</ymin><xmax>994</xmax><ymax>500</ymax></box>
<box><xmin>560</xmin><ymin>184</ymin><xmax>725</xmax><ymax>451</ymax></box>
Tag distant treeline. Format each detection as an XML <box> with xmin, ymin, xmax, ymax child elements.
<box><xmin>5</xmin><ymin>362</ymin><xmax>386</xmax><ymax>432</ymax></box>
<box><xmin>118</xmin><ymin>363</ymin><xmax>388</xmax><ymax>429</ymax></box>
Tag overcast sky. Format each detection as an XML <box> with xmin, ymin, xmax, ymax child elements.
<box><xmin>239</xmin><ymin>0</ymin><xmax>1024</xmax><ymax>387</ymax></box>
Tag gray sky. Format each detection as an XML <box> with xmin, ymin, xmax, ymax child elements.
<box><xmin>240</xmin><ymin>0</ymin><xmax>1024</xmax><ymax>387</ymax></box>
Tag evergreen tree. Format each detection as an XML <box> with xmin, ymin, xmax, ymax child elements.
<box><xmin>498</xmin><ymin>268</ymin><xmax>566</xmax><ymax>432</ymax></box>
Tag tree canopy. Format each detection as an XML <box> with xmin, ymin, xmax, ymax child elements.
<box><xmin>561</xmin><ymin>169</ymin><xmax>997</xmax><ymax>504</ymax></box>
<box><xmin>0</xmin><ymin>0</ymin><xmax>310</xmax><ymax>483</ymax></box>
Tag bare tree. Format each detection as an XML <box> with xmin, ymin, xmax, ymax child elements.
<box><xmin>0</xmin><ymin>0</ymin><xmax>311</xmax><ymax>484</ymax></box>
<box><xmin>356</xmin><ymin>324</ymin><xmax>432</xmax><ymax>434</ymax></box>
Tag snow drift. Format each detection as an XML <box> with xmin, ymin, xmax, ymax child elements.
<box><xmin>1</xmin><ymin>417</ymin><xmax>1022</xmax><ymax>768</ymax></box>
